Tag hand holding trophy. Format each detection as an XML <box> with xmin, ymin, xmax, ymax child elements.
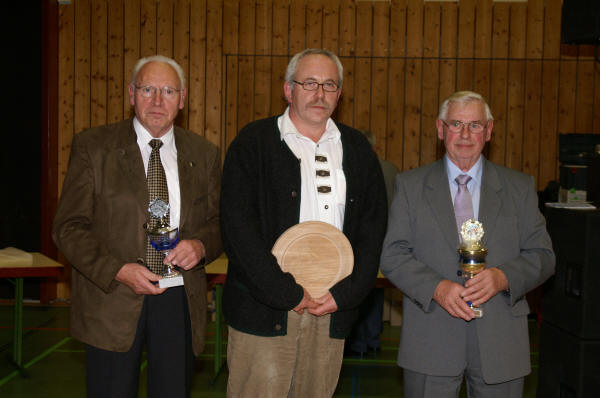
<box><xmin>146</xmin><ymin>198</ymin><xmax>184</xmax><ymax>288</ymax></box>
<box><xmin>458</xmin><ymin>219</ymin><xmax>487</xmax><ymax>318</ymax></box>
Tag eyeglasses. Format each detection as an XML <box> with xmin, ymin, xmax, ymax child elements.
<box><xmin>135</xmin><ymin>85</ymin><xmax>182</xmax><ymax>100</ymax></box>
<box><xmin>293</xmin><ymin>80</ymin><xmax>339</xmax><ymax>92</ymax></box>
<box><xmin>441</xmin><ymin>120</ymin><xmax>488</xmax><ymax>134</ymax></box>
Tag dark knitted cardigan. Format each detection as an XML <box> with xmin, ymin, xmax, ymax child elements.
<box><xmin>220</xmin><ymin>116</ymin><xmax>388</xmax><ymax>338</ymax></box>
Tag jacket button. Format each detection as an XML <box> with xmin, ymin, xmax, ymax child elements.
<box><xmin>457</xmin><ymin>270</ymin><xmax>462</xmax><ymax>277</ymax></box>
<box><xmin>274</xmin><ymin>324</ymin><xmax>282</xmax><ymax>331</ymax></box>
<box><xmin>291</xmin><ymin>191</ymin><xmax>298</xmax><ymax>198</ymax></box>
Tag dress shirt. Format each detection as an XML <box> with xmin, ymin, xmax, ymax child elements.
<box><xmin>444</xmin><ymin>154</ymin><xmax>483</xmax><ymax>220</ymax></box>
<box><xmin>134</xmin><ymin>117</ymin><xmax>181</xmax><ymax>228</ymax></box>
<box><xmin>277</xmin><ymin>107</ymin><xmax>345</xmax><ymax>230</ymax></box>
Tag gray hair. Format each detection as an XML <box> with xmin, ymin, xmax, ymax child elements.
<box><xmin>131</xmin><ymin>55</ymin><xmax>186</xmax><ymax>88</ymax></box>
<box><xmin>438</xmin><ymin>91</ymin><xmax>493</xmax><ymax>121</ymax></box>
<box><xmin>284</xmin><ymin>48</ymin><xmax>343</xmax><ymax>90</ymax></box>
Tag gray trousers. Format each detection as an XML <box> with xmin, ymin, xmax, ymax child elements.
<box><xmin>403</xmin><ymin>321</ymin><xmax>524</xmax><ymax>398</ymax></box>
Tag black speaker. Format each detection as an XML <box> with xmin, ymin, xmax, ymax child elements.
<box><xmin>538</xmin><ymin>321</ymin><xmax>600</xmax><ymax>398</ymax></box>
<box><xmin>561</xmin><ymin>0</ymin><xmax>600</xmax><ymax>44</ymax></box>
<box><xmin>542</xmin><ymin>208</ymin><xmax>600</xmax><ymax>339</ymax></box>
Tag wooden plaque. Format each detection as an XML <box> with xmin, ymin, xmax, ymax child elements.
<box><xmin>272</xmin><ymin>221</ymin><xmax>354</xmax><ymax>298</ymax></box>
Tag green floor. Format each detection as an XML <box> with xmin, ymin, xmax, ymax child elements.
<box><xmin>0</xmin><ymin>303</ymin><xmax>539</xmax><ymax>397</ymax></box>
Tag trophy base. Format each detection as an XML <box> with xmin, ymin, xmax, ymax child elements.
<box><xmin>158</xmin><ymin>274</ymin><xmax>184</xmax><ymax>288</ymax></box>
<box><xmin>472</xmin><ymin>307</ymin><xmax>483</xmax><ymax>318</ymax></box>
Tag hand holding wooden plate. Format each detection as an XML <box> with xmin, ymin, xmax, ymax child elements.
<box><xmin>271</xmin><ymin>221</ymin><xmax>354</xmax><ymax>298</ymax></box>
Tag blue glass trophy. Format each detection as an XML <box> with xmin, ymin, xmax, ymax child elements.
<box><xmin>146</xmin><ymin>198</ymin><xmax>184</xmax><ymax>288</ymax></box>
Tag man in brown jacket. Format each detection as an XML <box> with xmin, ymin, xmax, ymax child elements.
<box><xmin>53</xmin><ymin>55</ymin><xmax>221</xmax><ymax>398</ymax></box>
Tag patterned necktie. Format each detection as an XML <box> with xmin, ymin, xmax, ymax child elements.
<box><xmin>146</xmin><ymin>139</ymin><xmax>169</xmax><ymax>274</ymax></box>
<box><xmin>454</xmin><ymin>174</ymin><xmax>474</xmax><ymax>235</ymax></box>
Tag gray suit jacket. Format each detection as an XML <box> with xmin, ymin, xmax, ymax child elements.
<box><xmin>53</xmin><ymin>119</ymin><xmax>222</xmax><ymax>355</ymax></box>
<box><xmin>380</xmin><ymin>157</ymin><xmax>554</xmax><ymax>383</ymax></box>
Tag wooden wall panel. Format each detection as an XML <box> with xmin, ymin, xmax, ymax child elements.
<box><xmin>538</xmin><ymin>0</ymin><xmax>561</xmax><ymax>189</ymax></box>
<box><xmin>91</xmin><ymin>0</ymin><xmax>107</xmax><ymax>128</ymax></box>
<box><xmin>522</xmin><ymin>0</ymin><xmax>544</xmax><ymax>179</ymax></box>
<box><xmin>53</xmin><ymin>0</ymin><xmax>600</xmax><ymax>297</ymax></box>
<box><xmin>421</xmin><ymin>2</ymin><xmax>440</xmax><ymax>166</ymax></box>
<box><xmin>107</xmin><ymin>0</ymin><xmax>124</xmax><ymax>124</ymax></box>
<box><xmin>488</xmin><ymin>2</ymin><xmax>509</xmax><ymax>166</ymax></box>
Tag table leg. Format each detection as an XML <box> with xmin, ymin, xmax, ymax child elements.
<box><xmin>13</xmin><ymin>278</ymin><xmax>24</xmax><ymax>367</ymax></box>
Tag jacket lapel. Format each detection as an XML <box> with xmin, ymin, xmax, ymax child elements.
<box><xmin>116</xmin><ymin>120</ymin><xmax>148</xmax><ymax>215</ymax></box>
<box><xmin>478</xmin><ymin>159</ymin><xmax>502</xmax><ymax>246</ymax></box>
<box><xmin>425</xmin><ymin>159</ymin><xmax>460</xmax><ymax>250</ymax></box>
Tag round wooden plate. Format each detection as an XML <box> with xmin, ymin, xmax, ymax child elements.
<box><xmin>272</xmin><ymin>221</ymin><xmax>353</xmax><ymax>298</ymax></box>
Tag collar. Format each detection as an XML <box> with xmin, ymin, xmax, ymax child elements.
<box><xmin>278</xmin><ymin>107</ymin><xmax>341</xmax><ymax>143</ymax></box>
<box><xmin>133</xmin><ymin>117</ymin><xmax>175</xmax><ymax>150</ymax></box>
<box><xmin>444</xmin><ymin>154</ymin><xmax>483</xmax><ymax>186</ymax></box>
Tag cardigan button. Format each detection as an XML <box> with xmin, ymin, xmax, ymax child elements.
<box><xmin>291</xmin><ymin>191</ymin><xmax>298</xmax><ymax>198</ymax></box>
<box><xmin>274</xmin><ymin>324</ymin><xmax>282</xmax><ymax>331</ymax></box>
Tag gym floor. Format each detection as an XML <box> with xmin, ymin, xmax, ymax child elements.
<box><xmin>0</xmin><ymin>303</ymin><xmax>540</xmax><ymax>397</ymax></box>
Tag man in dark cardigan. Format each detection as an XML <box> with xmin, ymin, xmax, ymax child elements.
<box><xmin>220</xmin><ymin>48</ymin><xmax>388</xmax><ymax>397</ymax></box>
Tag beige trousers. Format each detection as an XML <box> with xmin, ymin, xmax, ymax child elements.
<box><xmin>226</xmin><ymin>311</ymin><xmax>345</xmax><ymax>398</ymax></box>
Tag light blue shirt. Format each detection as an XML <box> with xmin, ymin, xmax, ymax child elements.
<box><xmin>444</xmin><ymin>155</ymin><xmax>483</xmax><ymax>220</ymax></box>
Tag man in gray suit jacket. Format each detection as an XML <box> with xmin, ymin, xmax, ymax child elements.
<box><xmin>380</xmin><ymin>91</ymin><xmax>555</xmax><ymax>398</ymax></box>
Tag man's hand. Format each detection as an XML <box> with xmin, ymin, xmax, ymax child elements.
<box><xmin>433</xmin><ymin>280</ymin><xmax>475</xmax><ymax>321</ymax></box>
<box><xmin>115</xmin><ymin>263</ymin><xmax>166</xmax><ymax>295</ymax></box>
<box><xmin>462</xmin><ymin>268</ymin><xmax>508</xmax><ymax>306</ymax></box>
<box><xmin>307</xmin><ymin>291</ymin><xmax>338</xmax><ymax>316</ymax></box>
<box><xmin>163</xmin><ymin>239</ymin><xmax>206</xmax><ymax>270</ymax></box>
<box><xmin>293</xmin><ymin>288</ymin><xmax>318</xmax><ymax>315</ymax></box>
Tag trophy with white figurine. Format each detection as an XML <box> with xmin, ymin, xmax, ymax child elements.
<box><xmin>146</xmin><ymin>198</ymin><xmax>184</xmax><ymax>288</ymax></box>
<box><xmin>458</xmin><ymin>219</ymin><xmax>487</xmax><ymax>318</ymax></box>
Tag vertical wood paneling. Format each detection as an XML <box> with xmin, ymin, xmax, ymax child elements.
<box><xmin>223</xmin><ymin>0</ymin><xmax>239</xmax><ymax>150</ymax></box>
<box><xmin>306</xmin><ymin>0</ymin><xmax>324</xmax><ymax>49</ymax></box>
<box><xmin>336</xmin><ymin>0</ymin><xmax>355</xmax><ymax>127</ymax></box>
<box><xmin>387</xmin><ymin>0</ymin><xmax>406</xmax><ymax>167</ymax></box>
<box><xmin>539</xmin><ymin>0</ymin><xmax>561</xmax><ymax>189</ymax></box>
<box><xmin>157</xmin><ymin>0</ymin><xmax>173</xmax><ymax>57</ymax></box>
<box><xmin>205</xmin><ymin>0</ymin><xmax>223</xmax><ymax>146</ymax></box>
<box><xmin>52</xmin><ymin>0</ymin><xmax>600</xmax><ymax>300</ymax></box>
<box><xmin>456</xmin><ymin>0</ymin><xmax>475</xmax><ymax>90</ymax></box>
<box><xmin>188</xmin><ymin>0</ymin><xmax>206</xmax><ymax>138</ymax></box>
<box><xmin>505</xmin><ymin>3</ymin><xmax>526</xmax><ymax>170</ymax></box>
<box><xmin>322</xmin><ymin>0</ymin><xmax>339</xmax><ymax>53</ymax></box>
<box><xmin>174</xmin><ymin>0</ymin><xmax>191</xmax><ymax>129</ymax></box>
<box><xmin>123</xmin><ymin>0</ymin><xmax>140</xmax><ymax>118</ymax></box>
<box><xmin>90</xmin><ymin>0</ymin><xmax>107</xmax><ymax>128</ymax></box>
<box><xmin>289</xmin><ymin>0</ymin><xmax>306</xmax><ymax>54</ymax></box>
<box><xmin>370</xmin><ymin>1</ymin><xmax>390</xmax><ymax>158</ymax></box>
<box><xmin>421</xmin><ymin>2</ymin><xmax>440</xmax><ymax>166</ymax></box>
<box><xmin>107</xmin><ymin>0</ymin><xmax>124</xmax><ymax>124</ymax></box>
<box><xmin>271</xmin><ymin>0</ymin><xmax>288</xmax><ymax>117</ymax></box>
<box><xmin>237</xmin><ymin>0</ymin><xmax>255</xmax><ymax>131</ymax></box>
<box><xmin>354</xmin><ymin>1</ymin><xmax>372</xmax><ymax>131</ymax></box>
<box><xmin>473</xmin><ymin>0</ymin><xmax>492</xmax><ymax>100</ymax></box>
<box><xmin>522</xmin><ymin>0</ymin><xmax>544</xmax><ymax>179</ymax></box>
<box><xmin>489</xmin><ymin>2</ymin><xmax>509</xmax><ymax>166</ymax></box>
<box><xmin>403</xmin><ymin>0</ymin><xmax>423</xmax><ymax>170</ymax></box>
<box><xmin>254</xmin><ymin>0</ymin><xmax>272</xmax><ymax>120</ymax></box>
<box><xmin>140</xmin><ymin>0</ymin><xmax>157</xmax><ymax>57</ymax></box>
<box><xmin>58</xmin><ymin>4</ymin><xmax>74</xmax><ymax>196</ymax></box>
<box><xmin>74</xmin><ymin>0</ymin><xmax>91</xmax><ymax>135</ymax></box>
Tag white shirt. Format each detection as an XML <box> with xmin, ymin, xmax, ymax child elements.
<box><xmin>133</xmin><ymin>117</ymin><xmax>181</xmax><ymax>228</ymax></box>
<box><xmin>277</xmin><ymin>108</ymin><xmax>346</xmax><ymax>230</ymax></box>
<box><xmin>445</xmin><ymin>154</ymin><xmax>483</xmax><ymax>220</ymax></box>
